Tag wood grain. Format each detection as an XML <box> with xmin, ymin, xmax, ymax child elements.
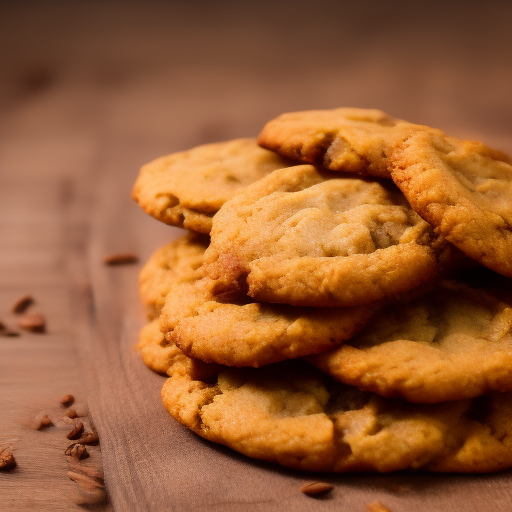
<box><xmin>0</xmin><ymin>177</ymin><xmax>110</xmax><ymax>510</ymax></box>
<box><xmin>1</xmin><ymin>1</ymin><xmax>512</xmax><ymax>510</ymax></box>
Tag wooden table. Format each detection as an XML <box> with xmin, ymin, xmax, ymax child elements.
<box><xmin>2</xmin><ymin>1</ymin><xmax>512</xmax><ymax>510</ymax></box>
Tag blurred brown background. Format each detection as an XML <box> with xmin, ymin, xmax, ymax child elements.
<box><xmin>1</xmin><ymin>1</ymin><xmax>512</xmax><ymax>511</ymax></box>
<box><xmin>2</xmin><ymin>0</ymin><xmax>512</xmax><ymax>157</ymax></box>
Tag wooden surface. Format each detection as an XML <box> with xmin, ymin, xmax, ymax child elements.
<box><xmin>2</xmin><ymin>1</ymin><xmax>512</xmax><ymax>510</ymax></box>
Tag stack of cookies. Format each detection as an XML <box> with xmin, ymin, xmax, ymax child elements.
<box><xmin>132</xmin><ymin>108</ymin><xmax>512</xmax><ymax>473</ymax></box>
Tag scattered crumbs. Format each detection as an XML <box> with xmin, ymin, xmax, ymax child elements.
<box><xmin>75</xmin><ymin>432</ymin><xmax>99</xmax><ymax>445</ymax></box>
<box><xmin>103</xmin><ymin>252</ymin><xmax>139</xmax><ymax>265</ymax></box>
<box><xmin>67</xmin><ymin>420</ymin><xmax>84</xmax><ymax>440</ymax></box>
<box><xmin>300</xmin><ymin>481</ymin><xmax>334</xmax><ymax>496</ymax></box>
<box><xmin>11</xmin><ymin>294</ymin><xmax>34</xmax><ymax>314</ymax></box>
<box><xmin>67</xmin><ymin>470</ymin><xmax>107</xmax><ymax>505</ymax></box>
<box><xmin>60</xmin><ymin>394</ymin><xmax>75</xmax><ymax>407</ymax></box>
<box><xmin>0</xmin><ymin>329</ymin><xmax>20</xmax><ymax>337</ymax></box>
<box><xmin>65</xmin><ymin>443</ymin><xmax>88</xmax><ymax>460</ymax></box>
<box><xmin>0</xmin><ymin>447</ymin><xmax>16</xmax><ymax>471</ymax></box>
<box><xmin>31</xmin><ymin>411</ymin><xmax>53</xmax><ymax>430</ymax></box>
<box><xmin>18</xmin><ymin>312</ymin><xmax>46</xmax><ymax>333</ymax></box>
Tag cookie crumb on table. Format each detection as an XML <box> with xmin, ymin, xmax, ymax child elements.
<box><xmin>18</xmin><ymin>312</ymin><xmax>46</xmax><ymax>333</ymax></box>
<box><xmin>0</xmin><ymin>447</ymin><xmax>16</xmax><ymax>471</ymax></box>
<box><xmin>11</xmin><ymin>294</ymin><xmax>34</xmax><ymax>314</ymax></box>
<box><xmin>300</xmin><ymin>481</ymin><xmax>334</xmax><ymax>496</ymax></box>
<box><xmin>60</xmin><ymin>394</ymin><xmax>75</xmax><ymax>407</ymax></box>
<box><xmin>103</xmin><ymin>252</ymin><xmax>139</xmax><ymax>265</ymax></box>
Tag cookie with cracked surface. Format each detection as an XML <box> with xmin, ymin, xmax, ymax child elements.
<box><xmin>137</xmin><ymin>318</ymin><xmax>218</xmax><ymax>380</ymax></box>
<box><xmin>132</xmin><ymin>138</ymin><xmax>292</xmax><ymax>233</ymax></box>
<box><xmin>307</xmin><ymin>275</ymin><xmax>512</xmax><ymax>403</ymax></box>
<box><xmin>257</xmin><ymin>108</ymin><xmax>441</xmax><ymax>179</ymax></box>
<box><xmin>161</xmin><ymin>359</ymin><xmax>512</xmax><ymax>473</ymax></box>
<box><xmin>391</xmin><ymin>131</ymin><xmax>512</xmax><ymax>277</ymax></box>
<box><xmin>204</xmin><ymin>164</ymin><xmax>457</xmax><ymax>307</ymax></box>
<box><xmin>139</xmin><ymin>233</ymin><xmax>208</xmax><ymax>320</ymax></box>
<box><xmin>159</xmin><ymin>277</ymin><xmax>375</xmax><ymax>367</ymax></box>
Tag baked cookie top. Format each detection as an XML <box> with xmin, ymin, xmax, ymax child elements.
<box><xmin>307</xmin><ymin>275</ymin><xmax>512</xmax><ymax>403</ymax></box>
<box><xmin>137</xmin><ymin>318</ymin><xmax>218</xmax><ymax>380</ymax></box>
<box><xmin>204</xmin><ymin>165</ymin><xmax>456</xmax><ymax>307</ymax></box>
<box><xmin>257</xmin><ymin>108</ymin><xmax>441</xmax><ymax>178</ymax></box>
<box><xmin>161</xmin><ymin>359</ymin><xmax>512</xmax><ymax>473</ymax></box>
<box><xmin>132</xmin><ymin>138</ymin><xmax>292</xmax><ymax>233</ymax></box>
<box><xmin>159</xmin><ymin>277</ymin><xmax>375</xmax><ymax>367</ymax></box>
<box><xmin>139</xmin><ymin>234</ymin><xmax>208</xmax><ymax>320</ymax></box>
<box><xmin>391</xmin><ymin>131</ymin><xmax>512</xmax><ymax>277</ymax></box>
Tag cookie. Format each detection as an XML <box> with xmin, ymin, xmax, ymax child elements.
<box><xmin>137</xmin><ymin>318</ymin><xmax>218</xmax><ymax>380</ymax></box>
<box><xmin>139</xmin><ymin>234</ymin><xmax>208</xmax><ymax>319</ymax></box>
<box><xmin>159</xmin><ymin>277</ymin><xmax>375</xmax><ymax>367</ymax></box>
<box><xmin>204</xmin><ymin>165</ymin><xmax>456</xmax><ymax>307</ymax></box>
<box><xmin>161</xmin><ymin>359</ymin><xmax>512</xmax><ymax>473</ymax></box>
<box><xmin>257</xmin><ymin>108</ymin><xmax>441</xmax><ymax>178</ymax></box>
<box><xmin>132</xmin><ymin>138</ymin><xmax>292</xmax><ymax>233</ymax></box>
<box><xmin>307</xmin><ymin>276</ymin><xmax>512</xmax><ymax>403</ymax></box>
<box><xmin>391</xmin><ymin>131</ymin><xmax>512</xmax><ymax>277</ymax></box>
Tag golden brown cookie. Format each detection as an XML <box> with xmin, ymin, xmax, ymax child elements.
<box><xmin>159</xmin><ymin>277</ymin><xmax>375</xmax><ymax>367</ymax></box>
<box><xmin>391</xmin><ymin>131</ymin><xmax>512</xmax><ymax>277</ymax></box>
<box><xmin>204</xmin><ymin>165</ymin><xmax>456</xmax><ymax>307</ymax></box>
<box><xmin>139</xmin><ymin>234</ymin><xmax>208</xmax><ymax>320</ymax></box>
<box><xmin>137</xmin><ymin>318</ymin><xmax>218</xmax><ymax>380</ymax></box>
<box><xmin>132</xmin><ymin>138</ymin><xmax>292</xmax><ymax>233</ymax></box>
<box><xmin>307</xmin><ymin>275</ymin><xmax>512</xmax><ymax>403</ymax></box>
<box><xmin>257</xmin><ymin>108</ymin><xmax>441</xmax><ymax>178</ymax></box>
<box><xmin>161</xmin><ymin>359</ymin><xmax>512</xmax><ymax>473</ymax></box>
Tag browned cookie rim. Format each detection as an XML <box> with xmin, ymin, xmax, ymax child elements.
<box><xmin>391</xmin><ymin>131</ymin><xmax>512</xmax><ymax>277</ymax></box>
<box><xmin>138</xmin><ymin>233</ymin><xmax>208</xmax><ymax>320</ymax></box>
<box><xmin>161</xmin><ymin>278</ymin><xmax>376</xmax><ymax>367</ymax></box>
<box><xmin>307</xmin><ymin>277</ymin><xmax>512</xmax><ymax>403</ymax></box>
<box><xmin>161</xmin><ymin>359</ymin><xmax>512</xmax><ymax>473</ymax></box>
<box><xmin>257</xmin><ymin>108</ymin><xmax>443</xmax><ymax>179</ymax></box>
<box><xmin>132</xmin><ymin>138</ymin><xmax>292</xmax><ymax>233</ymax></box>
<box><xmin>204</xmin><ymin>165</ymin><xmax>454</xmax><ymax>307</ymax></box>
